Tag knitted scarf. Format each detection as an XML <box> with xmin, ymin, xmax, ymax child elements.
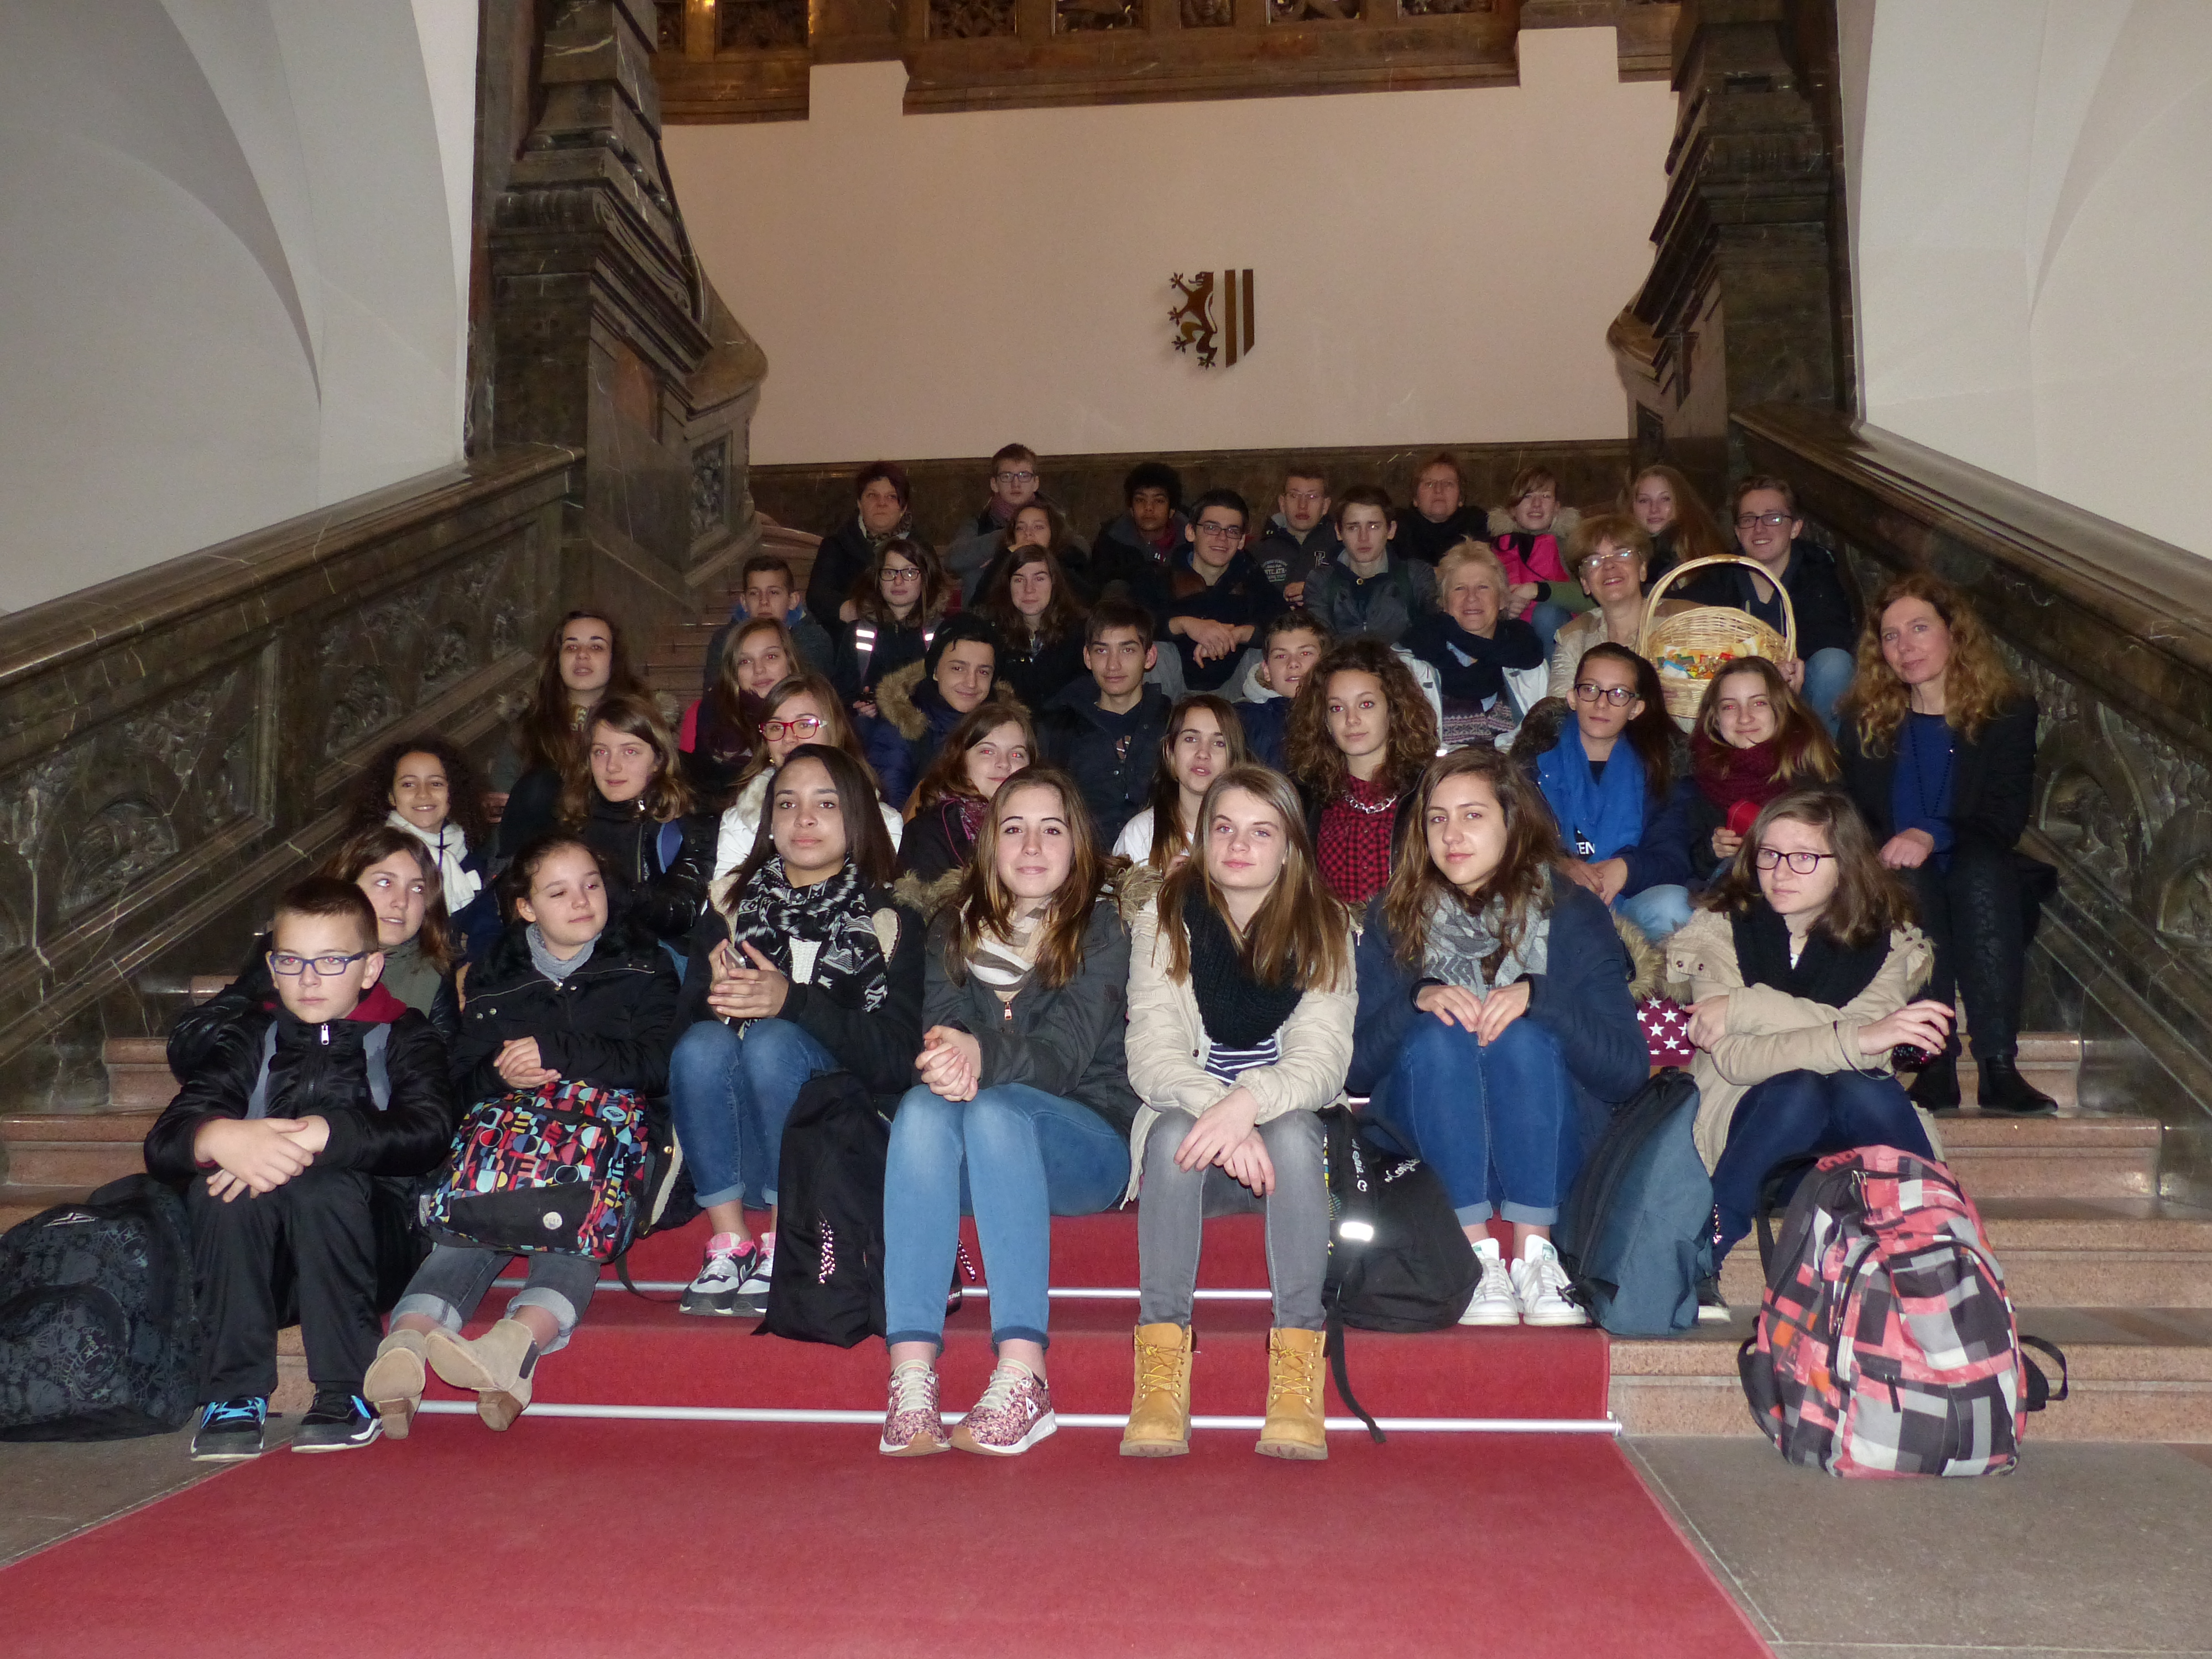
<box><xmin>1182</xmin><ymin>886</ymin><xmax>1303</xmax><ymax>1050</ymax></box>
<box><xmin>1691</xmin><ymin>731</ymin><xmax>1790</xmax><ymax>821</ymax></box>
<box><xmin>387</xmin><ymin>810</ymin><xmax>482</xmax><ymax>917</ymax></box>
<box><xmin>968</xmin><ymin>905</ymin><xmax>1045</xmax><ymax>1001</ymax></box>
<box><xmin>1731</xmin><ymin>902</ymin><xmax>1887</xmax><ymax>1009</ymax></box>
<box><xmin>724</xmin><ymin>857</ymin><xmax>888</xmax><ymax>1019</ymax></box>
<box><xmin>1421</xmin><ymin>889</ymin><xmax>1552</xmax><ymax>992</ymax></box>
<box><xmin>1535</xmin><ymin>721</ymin><xmax>1647</xmax><ymax>861</ymax></box>
<box><xmin>527</xmin><ymin>924</ymin><xmax>594</xmax><ymax>983</ymax></box>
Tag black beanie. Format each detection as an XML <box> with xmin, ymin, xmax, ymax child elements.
<box><xmin>924</xmin><ymin>612</ymin><xmax>1001</xmax><ymax>679</ymax></box>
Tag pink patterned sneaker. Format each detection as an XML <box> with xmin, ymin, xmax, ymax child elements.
<box><xmin>951</xmin><ymin>1359</ymin><xmax>1057</xmax><ymax>1457</ymax></box>
<box><xmin>879</xmin><ymin>1361</ymin><xmax>950</xmax><ymax>1457</ymax></box>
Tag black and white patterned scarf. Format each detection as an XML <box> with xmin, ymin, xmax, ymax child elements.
<box><xmin>725</xmin><ymin>857</ymin><xmax>889</xmax><ymax>1020</ymax></box>
<box><xmin>1421</xmin><ymin>890</ymin><xmax>1551</xmax><ymax>992</ymax></box>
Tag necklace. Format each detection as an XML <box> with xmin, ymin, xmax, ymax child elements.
<box><xmin>1341</xmin><ymin>779</ymin><xmax>1400</xmax><ymax>815</ymax></box>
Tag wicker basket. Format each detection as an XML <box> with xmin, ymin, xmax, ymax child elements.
<box><xmin>1638</xmin><ymin>555</ymin><xmax>1796</xmax><ymax>727</ymax></box>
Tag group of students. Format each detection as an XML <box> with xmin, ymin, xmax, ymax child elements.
<box><xmin>146</xmin><ymin>442</ymin><xmax>2053</xmax><ymax>1468</ymax></box>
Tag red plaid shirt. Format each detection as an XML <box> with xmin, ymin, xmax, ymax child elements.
<box><xmin>1316</xmin><ymin>774</ymin><xmax>1400</xmax><ymax>906</ymax></box>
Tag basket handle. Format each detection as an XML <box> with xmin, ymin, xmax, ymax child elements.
<box><xmin>1638</xmin><ymin>554</ymin><xmax>1799</xmax><ymax>661</ymax></box>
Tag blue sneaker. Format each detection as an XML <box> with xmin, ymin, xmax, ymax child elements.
<box><xmin>293</xmin><ymin>1390</ymin><xmax>382</xmax><ymax>1453</ymax></box>
<box><xmin>191</xmin><ymin>1396</ymin><xmax>268</xmax><ymax>1461</ymax></box>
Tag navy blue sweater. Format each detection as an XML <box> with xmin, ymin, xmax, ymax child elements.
<box><xmin>1349</xmin><ymin>874</ymin><xmax>1648</xmax><ymax>1154</ymax></box>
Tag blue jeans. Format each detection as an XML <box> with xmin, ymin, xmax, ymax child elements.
<box><xmin>1618</xmin><ymin>883</ymin><xmax>1693</xmax><ymax>943</ymax></box>
<box><xmin>1710</xmin><ymin>1069</ymin><xmax>1932</xmax><ymax>1260</ymax></box>
<box><xmin>883</xmin><ymin>1084</ymin><xmax>1130</xmax><ymax>1349</ymax></box>
<box><xmin>1802</xmin><ymin>646</ymin><xmax>1855</xmax><ymax>734</ymax></box>
<box><xmin>1529</xmin><ymin>600</ymin><xmax>1573</xmax><ymax>660</ymax></box>
<box><xmin>1371</xmin><ymin>1015</ymin><xmax>1579</xmax><ymax>1225</ymax></box>
<box><xmin>667</xmin><ymin>1018</ymin><xmax>837</xmax><ymax>1211</ymax></box>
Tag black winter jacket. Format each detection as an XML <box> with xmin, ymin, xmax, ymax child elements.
<box><xmin>497</xmin><ymin>765</ymin><xmax>564</xmax><ymax>860</ymax></box>
<box><xmin>918</xmin><ymin>895</ymin><xmax>1140</xmax><ymax>1136</ymax></box>
<box><xmin>1390</xmin><ymin>504</ymin><xmax>1489</xmax><ymax>567</ymax></box>
<box><xmin>452</xmin><ymin>918</ymin><xmax>680</xmax><ymax>1104</ymax></box>
<box><xmin>1165</xmin><ymin>546</ymin><xmax>1287</xmax><ymax>693</ymax></box>
<box><xmin>1254</xmin><ymin>513</ymin><xmax>1341</xmax><ymax>593</ymax></box>
<box><xmin>168</xmin><ymin>936</ymin><xmax>460</xmax><ymax>1081</ymax></box>
<box><xmin>577</xmin><ymin>790</ymin><xmax>717</xmax><ymax>943</ymax></box>
<box><xmin>897</xmin><ymin>799</ymin><xmax>980</xmax><ymax>883</ymax></box>
<box><xmin>1038</xmin><ymin>680</ymin><xmax>1171</xmax><ymax>847</ymax></box>
<box><xmin>675</xmin><ymin>881</ymin><xmax>926</xmax><ymax>1103</ymax></box>
<box><xmin>834</xmin><ymin>613</ymin><xmax>935</xmax><ymax>705</ymax></box>
<box><xmin>807</xmin><ymin>515</ymin><xmax>881</xmax><ymax>630</ymax></box>
<box><xmin>1838</xmin><ymin>695</ymin><xmax>2039</xmax><ymax>856</ymax></box>
<box><xmin>1088</xmin><ymin>514</ymin><xmax>1182</xmax><ymax>629</ymax></box>
<box><xmin>146</xmin><ymin>985</ymin><xmax>458</xmax><ymax>1184</ymax></box>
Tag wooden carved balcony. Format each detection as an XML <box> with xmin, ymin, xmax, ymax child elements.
<box><xmin>651</xmin><ymin>0</ymin><xmax>1676</xmax><ymax>122</ymax></box>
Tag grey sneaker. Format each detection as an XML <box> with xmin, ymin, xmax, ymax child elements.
<box><xmin>680</xmin><ymin>1234</ymin><xmax>763</xmax><ymax>1317</ymax></box>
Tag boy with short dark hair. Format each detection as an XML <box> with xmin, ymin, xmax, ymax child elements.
<box><xmin>1298</xmin><ymin>485</ymin><xmax>1436</xmax><ymax>646</ymax></box>
<box><xmin>1235</xmin><ymin>611</ymin><xmax>1333</xmax><ymax>770</ymax></box>
<box><xmin>1164</xmin><ymin>488</ymin><xmax>1285</xmax><ymax>695</ymax></box>
<box><xmin>145</xmin><ymin>877</ymin><xmax>457</xmax><ymax>1460</ymax></box>
<box><xmin>1038</xmin><ymin>599</ymin><xmax>1172</xmax><ymax>843</ymax></box>
<box><xmin>1254</xmin><ymin>464</ymin><xmax>1341</xmax><ymax>602</ymax></box>
<box><xmin>1090</xmin><ymin>461</ymin><xmax>1187</xmax><ymax>627</ymax></box>
<box><xmin>703</xmin><ymin>554</ymin><xmax>836</xmax><ymax>690</ymax></box>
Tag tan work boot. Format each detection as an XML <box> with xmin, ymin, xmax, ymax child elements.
<box><xmin>426</xmin><ymin>1318</ymin><xmax>540</xmax><ymax>1431</ymax></box>
<box><xmin>364</xmin><ymin>1328</ymin><xmax>431</xmax><ymax>1440</ymax></box>
<box><xmin>1120</xmin><ymin>1323</ymin><xmax>1193</xmax><ymax>1457</ymax></box>
<box><xmin>1256</xmin><ymin>1327</ymin><xmax>1328</xmax><ymax>1461</ymax></box>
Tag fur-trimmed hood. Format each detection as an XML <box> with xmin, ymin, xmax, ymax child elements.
<box><xmin>1486</xmin><ymin>504</ymin><xmax>1583</xmax><ymax>544</ymax></box>
<box><xmin>874</xmin><ymin>659</ymin><xmax>1024</xmax><ymax>743</ymax></box>
<box><xmin>1615</xmin><ymin>910</ymin><xmax>1665</xmax><ymax>1001</ymax></box>
<box><xmin>891</xmin><ymin>867</ymin><xmax>963</xmax><ymax>921</ymax></box>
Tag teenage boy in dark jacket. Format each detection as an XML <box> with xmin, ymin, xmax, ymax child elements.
<box><xmin>145</xmin><ymin>878</ymin><xmax>457</xmax><ymax>1461</ymax></box>
<box><xmin>1089</xmin><ymin>460</ymin><xmax>1186</xmax><ymax>628</ymax></box>
<box><xmin>1164</xmin><ymin>488</ymin><xmax>1285</xmax><ymax>695</ymax></box>
<box><xmin>1299</xmin><ymin>486</ymin><xmax>1436</xmax><ymax>646</ymax></box>
<box><xmin>1253</xmin><ymin>463</ymin><xmax>1342</xmax><ymax>602</ymax></box>
<box><xmin>1040</xmin><ymin>599</ymin><xmax>1172</xmax><ymax>845</ymax></box>
<box><xmin>705</xmin><ymin>555</ymin><xmax>836</xmax><ymax>691</ymax></box>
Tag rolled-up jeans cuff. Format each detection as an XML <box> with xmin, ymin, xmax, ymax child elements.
<box><xmin>1453</xmin><ymin>1201</ymin><xmax>1496</xmax><ymax>1225</ymax></box>
<box><xmin>1498</xmin><ymin>1200</ymin><xmax>1558</xmax><ymax>1226</ymax></box>
<box><xmin>508</xmin><ymin>1286</ymin><xmax>581</xmax><ymax>1353</ymax></box>
<box><xmin>390</xmin><ymin>1293</ymin><xmax>464</xmax><ymax>1333</ymax></box>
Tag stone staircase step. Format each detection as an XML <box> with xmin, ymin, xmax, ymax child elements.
<box><xmin>0</xmin><ymin>1108</ymin><xmax>160</xmax><ymax>1188</ymax></box>
<box><xmin>100</xmin><ymin>1036</ymin><xmax>175</xmax><ymax>1110</ymax></box>
<box><xmin>1610</xmin><ymin>1307</ymin><xmax>2212</xmax><ymax>1442</ymax></box>
<box><xmin>1715</xmin><ymin>1196</ymin><xmax>2212</xmax><ymax>1309</ymax></box>
<box><xmin>0</xmin><ymin>1183</ymin><xmax>98</xmax><ymax>1234</ymax></box>
<box><xmin>1937</xmin><ymin>1111</ymin><xmax>2159</xmax><ymax>1200</ymax></box>
<box><xmin>189</xmin><ymin>975</ymin><xmax>227</xmax><ymax>1004</ymax></box>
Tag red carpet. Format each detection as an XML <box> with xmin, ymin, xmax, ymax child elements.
<box><xmin>0</xmin><ymin>1420</ymin><xmax>1772</xmax><ymax>1659</ymax></box>
<box><xmin>472</xmin><ymin>1211</ymin><xmax>1614</xmax><ymax>1423</ymax></box>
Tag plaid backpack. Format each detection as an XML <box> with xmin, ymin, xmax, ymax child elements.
<box><xmin>1738</xmin><ymin>1144</ymin><xmax>2067</xmax><ymax>1477</ymax></box>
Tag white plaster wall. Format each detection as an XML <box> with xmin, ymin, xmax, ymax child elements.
<box><xmin>1851</xmin><ymin>0</ymin><xmax>2212</xmax><ymax>557</ymax></box>
<box><xmin>0</xmin><ymin>0</ymin><xmax>477</xmax><ymax>613</ymax></box>
<box><xmin>665</xmin><ymin>28</ymin><xmax>1672</xmax><ymax>465</ymax></box>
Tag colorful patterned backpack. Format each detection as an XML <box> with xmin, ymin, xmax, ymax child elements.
<box><xmin>423</xmin><ymin>1081</ymin><xmax>652</xmax><ymax>1262</ymax></box>
<box><xmin>1738</xmin><ymin>1144</ymin><xmax>2067</xmax><ymax>1477</ymax></box>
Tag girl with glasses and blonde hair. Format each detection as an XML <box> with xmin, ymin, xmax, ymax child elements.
<box><xmin>1666</xmin><ymin>787</ymin><xmax>1948</xmax><ymax>1298</ymax></box>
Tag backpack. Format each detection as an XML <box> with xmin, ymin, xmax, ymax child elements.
<box><xmin>1554</xmin><ymin>1068</ymin><xmax>1711</xmax><ymax>1336</ymax></box>
<box><xmin>1319</xmin><ymin>1107</ymin><xmax>1479</xmax><ymax>1441</ymax></box>
<box><xmin>755</xmin><ymin>1071</ymin><xmax>888</xmax><ymax>1348</ymax></box>
<box><xmin>0</xmin><ymin>1176</ymin><xmax>204</xmax><ymax>1441</ymax></box>
<box><xmin>1738</xmin><ymin>1144</ymin><xmax>2068</xmax><ymax>1477</ymax></box>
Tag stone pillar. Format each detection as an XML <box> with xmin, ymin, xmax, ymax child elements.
<box><xmin>1609</xmin><ymin>0</ymin><xmax>1848</xmax><ymax>499</ymax></box>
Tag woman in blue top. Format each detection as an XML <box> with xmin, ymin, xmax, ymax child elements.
<box><xmin>1350</xmin><ymin>747</ymin><xmax>1648</xmax><ymax>1328</ymax></box>
<box><xmin>1837</xmin><ymin>573</ymin><xmax>2053</xmax><ymax>1114</ymax></box>
<box><xmin>1513</xmin><ymin>643</ymin><xmax>1693</xmax><ymax>943</ymax></box>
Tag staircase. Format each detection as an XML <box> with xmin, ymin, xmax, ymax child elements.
<box><xmin>1611</xmin><ymin>1034</ymin><xmax>2212</xmax><ymax>1441</ymax></box>
<box><xmin>640</xmin><ymin>519</ymin><xmax>822</xmax><ymax>700</ymax></box>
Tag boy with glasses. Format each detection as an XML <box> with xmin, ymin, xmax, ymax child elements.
<box><xmin>1164</xmin><ymin>488</ymin><xmax>1286</xmax><ymax>693</ymax></box>
<box><xmin>144</xmin><ymin>878</ymin><xmax>457</xmax><ymax>1460</ymax></box>
<box><xmin>945</xmin><ymin>444</ymin><xmax>1079</xmax><ymax>594</ymax></box>
<box><xmin>1254</xmin><ymin>465</ymin><xmax>1342</xmax><ymax>602</ymax></box>
<box><xmin>1679</xmin><ymin>476</ymin><xmax>1859</xmax><ymax>729</ymax></box>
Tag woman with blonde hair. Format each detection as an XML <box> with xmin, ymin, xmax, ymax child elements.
<box><xmin>1121</xmin><ymin>764</ymin><xmax>1355</xmax><ymax>1462</ymax></box>
<box><xmin>879</xmin><ymin>767</ymin><xmax>1135</xmax><ymax>1458</ymax></box>
<box><xmin>1401</xmin><ymin>540</ymin><xmax>1546</xmax><ymax>748</ymax></box>
<box><xmin>1835</xmin><ymin>573</ymin><xmax>2053</xmax><ymax>1114</ymax></box>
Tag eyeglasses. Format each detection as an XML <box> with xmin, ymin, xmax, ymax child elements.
<box><xmin>761</xmin><ymin>715</ymin><xmax>825</xmax><ymax>740</ymax></box>
<box><xmin>1735</xmin><ymin>510</ymin><xmax>1794</xmax><ymax>530</ymax></box>
<box><xmin>1283</xmin><ymin>489</ymin><xmax>1326</xmax><ymax>505</ymax></box>
<box><xmin>1580</xmin><ymin>549</ymin><xmax>1640</xmax><ymax>571</ymax></box>
<box><xmin>993</xmin><ymin>471</ymin><xmax>1038</xmax><ymax>487</ymax></box>
<box><xmin>1192</xmin><ymin>521</ymin><xmax>1243</xmax><ymax>540</ymax></box>
<box><xmin>880</xmin><ymin>567</ymin><xmax>922</xmax><ymax>583</ymax></box>
<box><xmin>1753</xmin><ymin>848</ymin><xmax>1838</xmax><ymax>874</ymax></box>
<box><xmin>1572</xmin><ymin>682</ymin><xmax>1638</xmax><ymax>706</ymax></box>
<box><xmin>268</xmin><ymin>950</ymin><xmax>374</xmax><ymax>977</ymax></box>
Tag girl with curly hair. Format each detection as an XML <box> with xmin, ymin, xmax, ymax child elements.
<box><xmin>1286</xmin><ymin>638</ymin><xmax>1438</xmax><ymax>906</ymax></box>
<box><xmin>1835</xmin><ymin>573</ymin><xmax>2054</xmax><ymax>1114</ymax></box>
<box><xmin>349</xmin><ymin>734</ymin><xmax>500</xmax><ymax>962</ymax></box>
<box><xmin>1348</xmin><ymin>747</ymin><xmax>1647</xmax><ymax>1326</ymax></box>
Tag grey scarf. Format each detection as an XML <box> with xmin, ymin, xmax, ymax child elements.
<box><xmin>528</xmin><ymin>924</ymin><xmax>596</xmax><ymax>983</ymax></box>
<box><xmin>1421</xmin><ymin>891</ymin><xmax>1550</xmax><ymax>991</ymax></box>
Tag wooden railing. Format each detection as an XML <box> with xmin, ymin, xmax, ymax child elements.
<box><xmin>650</xmin><ymin>0</ymin><xmax>1675</xmax><ymax>121</ymax></box>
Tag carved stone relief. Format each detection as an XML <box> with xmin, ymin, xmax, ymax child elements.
<box><xmin>1272</xmin><ymin>0</ymin><xmax>1360</xmax><ymax>18</ymax></box>
<box><xmin>692</xmin><ymin>437</ymin><xmax>729</xmax><ymax>544</ymax></box>
<box><xmin>1180</xmin><ymin>0</ymin><xmax>1231</xmax><ymax>23</ymax></box>
<box><xmin>719</xmin><ymin>0</ymin><xmax>808</xmax><ymax>50</ymax></box>
<box><xmin>1059</xmin><ymin>0</ymin><xmax>1140</xmax><ymax>30</ymax></box>
<box><xmin>931</xmin><ymin>0</ymin><xmax>1016</xmax><ymax>36</ymax></box>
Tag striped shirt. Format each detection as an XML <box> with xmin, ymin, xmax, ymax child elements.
<box><xmin>1204</xmin><ymin>1034</ymin><xmax>1281</xmax><ymax>1086</ymax></box>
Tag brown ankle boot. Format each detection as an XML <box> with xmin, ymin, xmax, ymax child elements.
<box><xmin>427</xmin><ymin>1319</ymin><xmax>540</xmax><ymax>1431</ymax></box>
<box><xmin>1120</xmin><ymin>1323</ymin><xmax>1193</xmax><ymax>1458</ymax></box>
<box><xmin>364</xmin><ymin>1329</ymin><xmax>430</xmax><ymax>1440</ymax></box>
<box><xmin>1256</xmin><ymin>1327</ymin><xmax>1328</xmax><ymax>1461</ymax></box>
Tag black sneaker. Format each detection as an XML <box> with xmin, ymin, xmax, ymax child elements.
<box><xmin>1695</xmin><ymin>1276</ymin><xmax>1731</xmax><ymax>1324</ymax></box>
<box><xmin>292</xmin><ymin>1391</ymin><xmax>383</xmax><ymax>1453</ymax></box>
<box><xmin>191</xmin><ymin>1396</ymin><xmax>268</xmax><ymax>1461</ymax></box>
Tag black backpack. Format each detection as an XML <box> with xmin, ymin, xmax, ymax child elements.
<box><xmin>754</xmin><ymin>1071</ymin><xmax>888</xmax><ymax>1348</ymax></box>
<box><xmin>1319</xmin><ymin>1107</ymin><xmax>1479</xmax><ymax>1441</ymax></box>
<box><xmin>0</xmin><ymin>1175</ymin><xmax>205</xmax><ymax>1440</ymax></box>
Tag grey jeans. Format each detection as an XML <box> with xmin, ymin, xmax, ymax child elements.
<box><xmin>1136</xmin><ymin>1107</ymin><xmax>1328</xmax><ymax>1331</ymax></box>
<box><xmin>391</xmin><ymin>1243</ymin><xmax>599</xmax><ymax>1354</ymax></box>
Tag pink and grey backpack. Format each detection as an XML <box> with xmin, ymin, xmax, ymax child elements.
<box><xmin>1738</xmin><ymin>1144</ymin><xmax>2067</xmax><ymax>1477</ymax></box>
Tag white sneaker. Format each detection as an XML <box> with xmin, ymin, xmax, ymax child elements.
<box><xmin>1459</xmin><ymin>1237</ymin><xmax>1523</xmax><ymax>1326</ymax></box>
<box><xmin>1512</xmin><ymin>1235</ymin><xmax>1589</xmax><ymax>1327</ymax></box>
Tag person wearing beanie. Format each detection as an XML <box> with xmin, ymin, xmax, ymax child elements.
<box><xmin>864</xmin><ymin>613</ymin><xmax>1011</xmax><ymax>811</ymax></box>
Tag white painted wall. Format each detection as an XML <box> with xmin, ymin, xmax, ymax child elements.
<box><xmin>0</xmin><ymin>0</ymin><xmax>477</xmax><ymax>613</ymax></box>
<box><xmin>665</xmin><ymin>28</ymin><xmax>1672</xmax><ymax>466</ymax></box>
<box><xmin>1849</xmin><ymin>0</ymin><xmax>2212</xmax><ymax>557</ymax></box>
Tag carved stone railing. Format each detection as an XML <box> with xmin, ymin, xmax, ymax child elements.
<box><xmin>1736</xmin><ymin>404</ymin><xmax>2212</xmax><ymax>1203</ymax></box>
<box><xmin>650</xmin><ymin>0</ymin><xmax>1676</xmax><ymax>121</ymax></box>
<box><xmin>0</xmin><ymin>449</ymin><xmax>577</xmax><ymax>1114</ymax></box>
